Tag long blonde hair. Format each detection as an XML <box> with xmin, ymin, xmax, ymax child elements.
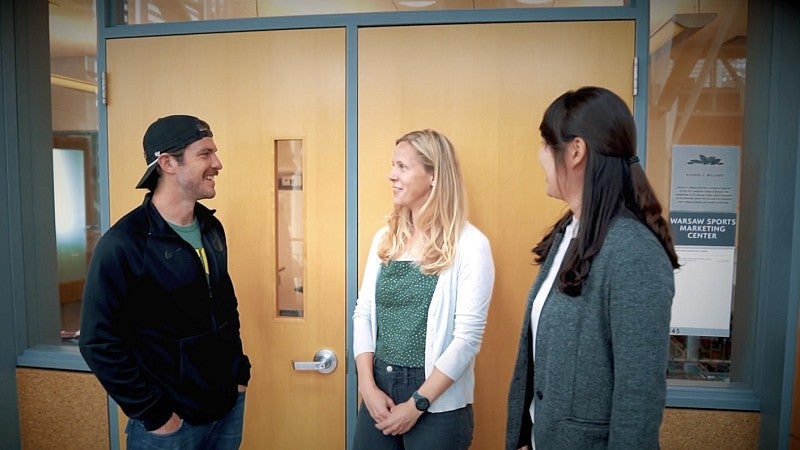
<box><xmin>377</xmin><ymin>129</ymin><xmax>467</xmax><ymax>274</ymax></box>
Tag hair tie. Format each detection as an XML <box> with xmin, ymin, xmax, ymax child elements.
<box><xmin>627</xmin><ymin>155</ymin><xmax>640</xmax><ymax>166</ymax></box>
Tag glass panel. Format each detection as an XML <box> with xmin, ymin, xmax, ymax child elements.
<box><xmin>53</xmin><ymin>134</ymin><xmax>99</xmax><ymax>342</ymax></box>
<box><xmin>648</xmin><ymin>0</ymin><xmax>748</xmax><ymax>384</ymax></box>
<box><xmin>50</xmin><ymin>0</ymin><xmax>99</xmax><ymax>342</ymax></box>
<box><xmin>115</xmin><ymin>0</ymin><xmax>625</xmax><ymax>25</ymax></box>
<box><xmin>276</xmin><ymin>140</ymin><xmax>305</xmax><ymax>318</ymax></box>
<box><xmin>53</xmin><ymin>148</ymin><xmax>86</xmax><ymax>340</ymax></box>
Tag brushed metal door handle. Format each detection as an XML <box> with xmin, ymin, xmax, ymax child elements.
<box><xmin>292</xmin><ymin>348</ymin><xmax>337</xmax><ymax>374</ymax></box>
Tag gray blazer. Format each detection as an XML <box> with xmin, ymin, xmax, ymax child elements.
<box><xmin>506</xmin><ymin>215</ymin><xmax>674</xmax><ymax>450</ymax></box>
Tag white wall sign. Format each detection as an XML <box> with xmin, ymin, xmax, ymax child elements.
<box><xmin>669</xmin><ymin>145</ymin><xmax>740</xmax><ymax>337</ymax></box>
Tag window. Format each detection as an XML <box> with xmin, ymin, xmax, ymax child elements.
<box><xmin>50</xmin><ymin>0</ymin><xmax>99</xmax><ymax>342</ymax></box>
<box><xmin>648</xmin><ymin>1</ymin><xmax>749</xmax><ymax>386</ymax></box>
<box><xmin>275</xmin><ymin>139</ymin><xmax>305</xmax><ymax>318</ymax></box>
<box><xmin>112</xmin><ymin>0</ymin><xmax>627</xmax><ymax>25</ymax></box>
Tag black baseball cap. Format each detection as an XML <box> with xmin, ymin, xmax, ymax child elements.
<box><xmin>135</xmin><ymin>115</ymin><xmax>213</xmax><ymax>189</ymax></box>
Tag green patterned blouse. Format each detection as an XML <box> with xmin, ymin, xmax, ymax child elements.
<box><xmin>375</xmin><ymin>260</ymin><xmax>439</xmax><ymax>367</ymax></box>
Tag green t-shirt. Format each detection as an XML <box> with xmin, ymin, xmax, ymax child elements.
<box><xmin>168</xmin><ymin>220</ymin><xmax>209</xmax><ymax>279</ymax></box>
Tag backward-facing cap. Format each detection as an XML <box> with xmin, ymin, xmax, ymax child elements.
<box><xmin>135</xmin><ymin>115</ymin><xmax>213</xmax><ymax>189</ymax></box>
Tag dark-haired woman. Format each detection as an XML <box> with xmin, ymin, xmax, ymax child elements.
<box><xmin>506</xmin><ymin>86</ymin><xmax>679</xmax><ymax>450</ymax></box>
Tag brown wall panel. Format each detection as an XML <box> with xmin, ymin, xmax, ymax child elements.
<box><xmin>660</xmin><ymin>408</ymin><xmax>759</xmax><ymax>449</ymax></box>
<box><xmin>17</xmin><ymin>368</ymin><xmax>108</xmax><ymax>450</ymax></box>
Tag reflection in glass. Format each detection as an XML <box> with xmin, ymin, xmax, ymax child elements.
<box><xmin>114</xmin><ymin>0</ymin><xmax>625</xmax><ymax>25</ymax></box>
<box><xmin>52</xmin><ymin>134</ymin><xmax>100</xmax><ymax>342</ymax></box>
<box><xmin>53</xmin><ymin>149</ymin><xmax>86</xmax><ymax>286</ymax></box>
<box><xmin>276</xmin><ymin>140</ymin><xmax>305</xmax><ymax>318</ymax></box>
<box><xmin>649</xmin><ymin>1</ymin><xmax>748</xmax><ymax>384</ymax></box>
<box><xmin>50</xmin><ymin>0</ymin><xmax>99</xmax><ymax>343</ymax></box>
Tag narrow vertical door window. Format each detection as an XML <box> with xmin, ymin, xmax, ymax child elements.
<box><xmin>276</xmin><ymin>139</ymin><xmax>305</xmax><ymax>318</ymax></box>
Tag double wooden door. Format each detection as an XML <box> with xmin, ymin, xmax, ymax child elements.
<box><xmin>106</xmin><ymin>21</ymin><xmax>632</xmax><ymax>449</ymax></box>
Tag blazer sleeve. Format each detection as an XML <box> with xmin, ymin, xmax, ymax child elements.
<box><xmin>606</xmin><ymin>232</ymin><xmax>674</xmax><ymax>448</ymax></box>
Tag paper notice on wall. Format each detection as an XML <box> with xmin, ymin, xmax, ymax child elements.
<box><xmin>668</xmin><ymin>145</ymin><xmax>739</xmax><ymax>337</ymax></box>
<box><xmin>670</xmin><ymin>246</ymin><xmax>735</xmax><ymax>336</ymax></box>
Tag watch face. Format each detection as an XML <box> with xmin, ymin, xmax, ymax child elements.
<box><xmin>414</xmin><ymin>393</ymin><xmax>430</xmax><ymax>411</ymax></box>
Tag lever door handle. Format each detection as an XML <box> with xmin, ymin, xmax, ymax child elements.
<box><xmin>292</xmin><ymin>348</ymin><xmax>337</xmax><ymax>374</ymax></box>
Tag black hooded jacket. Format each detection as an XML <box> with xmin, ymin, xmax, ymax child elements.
<box><xmin>79</xmin><ymin>194</ymin><xmax>251</xmax><ymax>431</ymax></box>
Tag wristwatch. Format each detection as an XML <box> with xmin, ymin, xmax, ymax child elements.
<box><xmin>411</xmin><ymin>391</ymin><xmax>430</xmax><ymax>412</ymax></box>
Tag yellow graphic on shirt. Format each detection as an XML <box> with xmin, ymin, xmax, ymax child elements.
<box><xmin>195</xmin><ymin>247</ymin><xmax>210</xmax><ymax>277</ymax></box>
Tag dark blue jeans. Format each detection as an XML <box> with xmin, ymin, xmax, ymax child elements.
<box><xmin>125</xmin><ymin>391</ymin><xmax>246</xmax><ymax>450</ymax></box>
<box><xmin>352</xmin><ymin>358</ymin><xmax>474</xmax><ymax>450</ymax></box>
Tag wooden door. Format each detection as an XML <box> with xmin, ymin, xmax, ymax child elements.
<box><xmin>358</xmin><ymin>21</ymin><xmax>635</xmax><ymax>449</ymax></box>
<box><xmin>106</xmin><ymin>29</ymin><xmax>346</xmax><ymax>449</ymax></box>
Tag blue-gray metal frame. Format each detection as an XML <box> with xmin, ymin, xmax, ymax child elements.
<box><xmin>632</xmin><ymin>0</ymin><xmax>649</xmax><ymax>165</ymax></box>
<box><xmin>345</xmin><ymin>22</ymin><xmax>359</xmax><ymax>450</ymax></box>
<box><xmin>744</xmin><ymin>2</ymin><xmax>800</xmax><ymax>448</ymax></box>
<box><xmin>0</xmin><ymin>1</ymin><xmax>22</xmax><ymax>447</ymax></box>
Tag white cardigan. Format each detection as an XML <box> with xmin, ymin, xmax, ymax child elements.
<box><xmin>353</xmin><ymin>223</ymin><xmax>495</xmax><ymax>413</ymax></box>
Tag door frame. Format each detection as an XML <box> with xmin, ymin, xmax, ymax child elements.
<box><xmin>95</xmin><ymin>3</ymin><xmax>652</xmax><ymax>449</ymax></box>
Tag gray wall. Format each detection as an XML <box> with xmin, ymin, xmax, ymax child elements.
<box><xmin>1</xmin><ymin>0</ymin><xmax>57</xmax><ymax>448</ymax></box>
<box><xmin>0</xmin><ymin>0</ymin><xmax>21</xmax><ymax>444</ymax></box>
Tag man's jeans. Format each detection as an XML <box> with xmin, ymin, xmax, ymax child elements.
<box><xmin>126</xmin><ymin>391</ymin><xmax>246</xmax><ymax>450</ymax></box>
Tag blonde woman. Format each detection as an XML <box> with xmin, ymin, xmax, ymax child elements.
<box><xmin>352</xmin><ymin>129</ymin><xmax>495</xmax><ymax>449</ymax></box>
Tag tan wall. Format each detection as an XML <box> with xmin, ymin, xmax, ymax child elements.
<box><xmin>16</xmin><ymin>368</ymin><xmax>108</xmax><ymax>450</ymax></box>
<box><xmin>661</xmin><ymin>409</ymin><xmax>759</xmax><ymax>449</ymax></box>
<box><xmin>14</xmin><ymin>369</ymin><xmax>761</xmax><ymax>450</ymax></box>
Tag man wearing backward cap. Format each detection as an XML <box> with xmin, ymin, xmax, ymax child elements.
<box><xmin>79</xmin><ymin>115</ymin><xmax>251</xmax><ymax>449</ymax></box>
